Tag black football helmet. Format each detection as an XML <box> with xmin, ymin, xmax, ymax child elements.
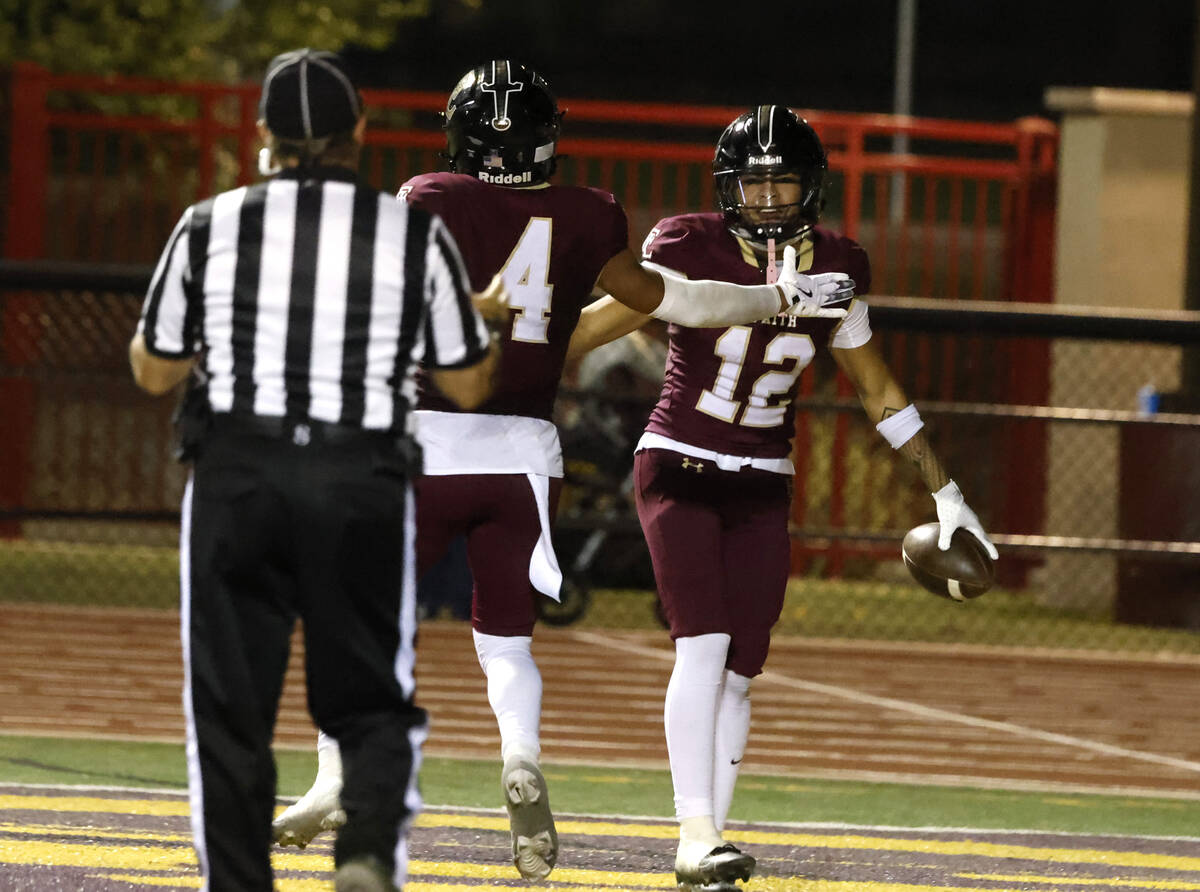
<box><xmin>713</xmin><ymin>105</ymin><xmax>827</xmax><ymax>245</ymax></box>
<box><xmin>443</xmin><ymin>60</ymin><xmax>562</xmax><ymax>186</ymax></box>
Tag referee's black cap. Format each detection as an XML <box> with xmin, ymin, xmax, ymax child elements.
<box><xmin>259</xmin><ymin>48</ymin><xmax>363</xmax><ymax>140</ymax></box>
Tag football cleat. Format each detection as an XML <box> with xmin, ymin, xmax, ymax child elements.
<box><xmin>675</xmin><ymin>840</ymin><xmax>756</xmax><ymax>890</ymax></box>
<box><xmin>501</xmin><ymin>754</ymin><xmax>559</xmax><ymax>879</ymax></box>
<box><xmin>272</xmin><ymin>779</ymin><xmax>346</xmax><ymax>849</ymax></box>
<box><xmin>333</xmin><ymin>855</ymin><xmax>398</xmax><ymax>892</ymax></box>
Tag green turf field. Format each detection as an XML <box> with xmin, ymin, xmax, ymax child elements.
<box><xmin>2</xmin><ymin>733</ymin><xmax>1197</xmax><ymax>838</ymax></box>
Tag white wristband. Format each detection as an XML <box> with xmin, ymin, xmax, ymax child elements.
<box><xmin>876</xmin><ymin>404</ymin><xmax>924</xmax><ymax>449</ymax></box>
<box><xmin>651</xmin><ymin>268</ymin><xmax>781</xmax><ymax>327</ymax></box>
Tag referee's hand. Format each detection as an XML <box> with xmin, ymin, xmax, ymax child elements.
<box><xmin>472</xmin><ymin>274</ymin><xmax>510</xmax><ymax>324</ymax></box>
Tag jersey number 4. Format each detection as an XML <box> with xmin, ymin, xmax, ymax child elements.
<box><xmin>500</xmin><ymin>217</ymin><xmax>554</xmax><ymax>343</ymax></box>
<box><xmin>697</xmin><ymin>327</ymin><xmax>815</xmax><ymax>428</ymax></box>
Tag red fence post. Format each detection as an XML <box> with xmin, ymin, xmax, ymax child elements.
<box><xmin>239</xmin><ymin>84</ymin><xmax>260</xmax><ymax>186</ymax></box>
<box><xmin>5</xmin><ymin>62</ymin><xmax>50</xmax><ymax>258</ymax></box>
<box><xmin>841</xmin><ymin>123</ymin><xmax>864</xmax><ymax>240</ymax></box>
<box><xmin>999</xmin><ymin>117</ymin><xmax>1058</xmax><ymax>583</ymax></box>
<box><xmin>1</xmin><ymin>62</ymin><xmax>52</xmax><ymax>536</ymax></box>
<box><xmin>197</xmin><ymin>91</ymin><xmax>217</xmax><ymax>198</ymax></box>
<box><xmin>1017</xmin><ymin>117</ymin><xmax>1059</xmax><ymax>306</ymax></box>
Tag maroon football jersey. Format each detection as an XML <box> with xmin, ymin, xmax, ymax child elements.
<box><xmin>400</xmin><ymin>172</ymin><xmax>629</xmax><ymax>419</ymax></box>
<box><xmin>642</xmin><ymin>213</ymin><xmax>871</xmax><ymax>459</ymax></box>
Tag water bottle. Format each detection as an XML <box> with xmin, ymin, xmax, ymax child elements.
<box><xmin>1137</xmin><ymin>384</ymin><xmax>1160</xmax><ymax>416</ymax></box>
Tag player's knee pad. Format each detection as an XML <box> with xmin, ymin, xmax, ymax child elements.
<box><xmin>472</xmin><ymin>629</ymin><xmax>534</xmax><ymax>674</ymax></box>
<box><xmin>673</xmin><ymin>633</ymin><xmax>732</xmax><ymax>686</ymax></box>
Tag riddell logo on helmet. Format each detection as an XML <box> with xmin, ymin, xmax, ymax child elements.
<box><xmin>478</xmin><ymin>170</ymin><xmax>533</xmax><ymax>184</ymax></box>
<box><xmin>749</xmin><ymin>154</ymin><xmax>783</xmax><ymax>165</ymax></box>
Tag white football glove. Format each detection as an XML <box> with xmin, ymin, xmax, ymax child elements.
<box><xmin>931</xmin><ymin>480</ymin><xmax>999</xmax><ymax>560</ymax></box>
<box><xmin>776</xmin><ymin>244</ymin><xmax>855</xmax><ymax>317</ymax></box>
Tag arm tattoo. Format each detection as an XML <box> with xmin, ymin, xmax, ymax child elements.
<box><xmin>880</xmin><ymin>405</ymin><xmax>902</xmax><ymax>420</ymax></box>
<box><xmin>897</xmin><ymin>429</ymin><xmax>950</xmax><ymax>491</ymax></box>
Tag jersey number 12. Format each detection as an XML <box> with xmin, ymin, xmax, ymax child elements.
<box><xmin>697</xmin><ymin>327</ymin><xmax>815</xmax><ymax>428</ymax></box>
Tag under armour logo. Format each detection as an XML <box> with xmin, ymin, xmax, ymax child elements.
<box><xmin>681</xmin><ymin>458</ymin><xmax>704</xmax><ymax>472</ymax></box>
<box><xmin>480</xmin><ymin>60</ymin><xmax>522</xmax><ymax>132</ymax></box>
<box><xmin>292</xmin><ymin>424</ymin><xmax>311</xmax><ymax>446</ymax></box>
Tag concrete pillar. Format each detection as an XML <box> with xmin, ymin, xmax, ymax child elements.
<box><xmin>1038</xmin><ymin>88</ymin><xmax>1190</xmax><ymax>613</ymax></box>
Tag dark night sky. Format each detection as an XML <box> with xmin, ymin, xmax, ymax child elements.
<box><xmin>346</xmin><ymin>0</ymin><xmax>1197</xmax><ymax>123</ymax></box>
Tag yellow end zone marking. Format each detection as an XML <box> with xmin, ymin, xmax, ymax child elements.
<box><xmin>720</xmin><ymin>831</ymin><xmax>1200</xmax><ymax>874</ymax></box>
<box><xmin>0</xmin><ymin>836</ymin><xmax>335</xmax><ymax>875</ymax></box>
<box><xmin>0</xmin><ymin>837</ymin><xmax>197</xmax><ymax>871</ymax></box>
<box><xmin>98</xmin><ymin>881</ymin><xmax>1093</xmax><ymax>892</ymax></box>
<box><xmin>101</xmin><ymin>876</ymin><xmax>354</xmax><ymax>891</ymax></box>
<box><xmin>409</xmin><ymin>858</ymin><xmax>672</xmax><ymax>887</ymax></box>
<box><xmin>10</xmin><ymin>844</ymin><xmax>1191</xmax><ymax>892</ymax></box>
<box><xmin>6</xmin><ymin>797</ymin><xmax>1200</xmax><ymax>879</ymax></box>
<box><xmin>420</xmin><ymin>814</ymin><xmax>1200</xmax><ymax>874</ymax></box>
<box><xmin>960</xmin><ymin>874</ymin><xmax>1200</xmax><ymax>890</ymax></box>
<box><xmin>407</xmin><ymin>884</ymin><xmax>1095</xmax><ymax>892</ymax></box>
<box><xmin>0</xmin><ymin>793</ymin><xmax>189</xmax><ymax>817</ymax></box>
<box><xmin>0</xmin><ymin>821</ymin><xmax>191</xmax><ymax>843</ymax></box>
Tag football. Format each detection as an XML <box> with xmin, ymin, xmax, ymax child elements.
<box><xmin>902</xmin><ymin>522</ymin><xmax>994</xmax><ymax>601</ymax></box>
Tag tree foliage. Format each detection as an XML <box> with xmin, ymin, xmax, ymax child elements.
<box><xmin>0</xmin><ymin>0</ymin><xmax>431</xmax><ymax>81</ymax></box>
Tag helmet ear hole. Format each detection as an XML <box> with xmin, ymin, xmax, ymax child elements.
<box><xmin>443</xmin><ymin>60</ymin><xmax>561</xmax><ymax>185</ymax></box>
<box><xmin>713</xmin><ymin>105</ymin><xmax>827</xmax><ymax>245</ymax></box>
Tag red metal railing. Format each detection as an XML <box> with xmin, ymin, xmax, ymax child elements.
<box><xmin>5</xmin><ymin>63</ymin><xmax>1058</xmax><ymax>285</ymax></box>
<box><xmin>3</xmin><ymin>63</ymin><xmax>1057</xmax><ymax>564</ymax></box>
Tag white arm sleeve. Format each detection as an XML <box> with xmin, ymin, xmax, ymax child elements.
<box><xmin>650</xmin><ymin>267</ymin><xmax>782</xmax><ymax>327</ymax></box>
<box><xmin>829</xmin><ymin>299</ymin><xmax>872</xmax><ymax>349</ymax></box>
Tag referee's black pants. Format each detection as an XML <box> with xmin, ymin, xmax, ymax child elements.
<box><xmin>181</xmin><ymin>424</ymin><xmax>427</xmax><ymax>891</ymax></box>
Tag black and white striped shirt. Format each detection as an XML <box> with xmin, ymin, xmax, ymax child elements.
<box><xmin>138</xmin><ymin>166</ymin><xmax>488</xmax><ymax>431</ymax></box>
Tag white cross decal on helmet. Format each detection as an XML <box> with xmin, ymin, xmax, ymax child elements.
<box><xmin>480</xmin><ymin>60</ymin><xmax>523</xmax><ymax>132</ymax></box>
<box><xmin>755</xmin><ymin>104</ymin><xmax>777</xmax><ymax>152</ymax></box>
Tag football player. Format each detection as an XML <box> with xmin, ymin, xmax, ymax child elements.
<box><xmin>272</xmin><ymin>68</ymin><xmax>856</xmax><ymax>880</ymax></box>
<box><xmin>566</xmin><ymin>105</ymin><xmax>998</xmax><ymax>890</ymax></box>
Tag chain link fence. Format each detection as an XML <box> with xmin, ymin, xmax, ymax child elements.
<box><xmin>2</xmin><ymin>267</ymin><xmax>1198</xmax><ymax>654</ymax></box>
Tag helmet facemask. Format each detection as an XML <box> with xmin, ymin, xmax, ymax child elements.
<box><xmin>715</xmin><ymin>169</ymin><xmax>823</xmax><ymax>245</ymax></box>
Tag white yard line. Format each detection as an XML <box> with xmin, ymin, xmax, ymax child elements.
<box><xmin>570</xmin><ymin>631</ymin><xmax>1200</xmax><ymax>777</ymax></box>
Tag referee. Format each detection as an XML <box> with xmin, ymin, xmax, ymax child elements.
<box><xmin>129</xmin><ymin>48</ymin><xmax>498</xmax><ymax>892</ymax></box>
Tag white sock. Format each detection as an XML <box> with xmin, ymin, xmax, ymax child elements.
<box><xmin>472</xmin><ymin>630</ymin><xmax>542</xmax><ymax>763</ymax></box>
<box><xmin>664</xmin><ymin>633</ymin><xmax>731</xmax><ymax>822</ymax></box>
<box><xmin>712</xmin><ymin>670</ymin><xmax>751</xmax><ymax>831</ymax></box>
<box><xmin>314</xmin><ymin>730</ymin><xmax>343</xmax><ymax>786</ymax></box>
<box><xmin>679</xmin><ymin>814</ymin><xmax>723</xmax><ymax>851</ymax></box>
